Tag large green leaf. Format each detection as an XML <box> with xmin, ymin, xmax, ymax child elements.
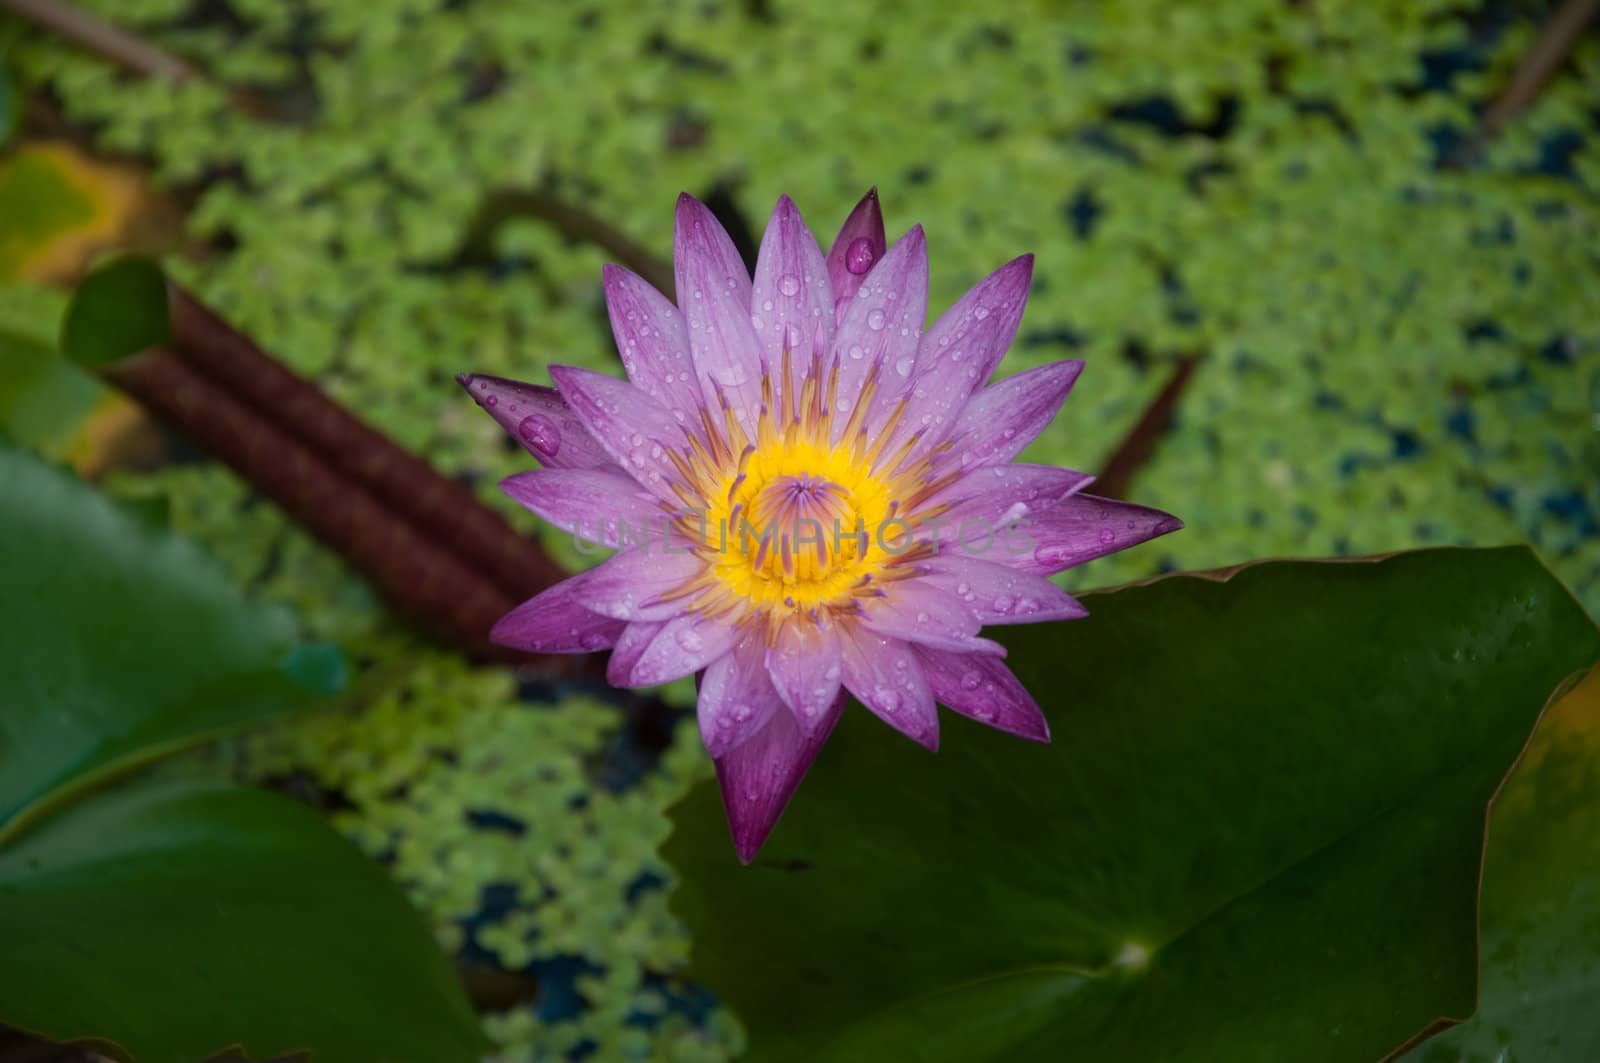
<box><xmin>1412</xmin><ymin>663</ymin><xmax>1600</xmax><ymax>1061</ymax></box>
<box><xmin>664</xmin><ymin>548</ymin><xmax>1599</xmax><ymax>1062</ymax></box>
<box><xmin>0</xmin><ymin>441</ymin><xmax>337</xmax><ymax>832</ymax></box>
<box><xmin>0</xmin><ymin>777</ymin><xmax>483</xmax><ymax>1063</ymax></box>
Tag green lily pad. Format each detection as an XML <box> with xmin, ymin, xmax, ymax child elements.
<box><xmin>0</xmin><ymin>442</ymin><xmax>483</xmax><ymax>1061</ymax></box>
<box><xmin>1410</xmin><ymin>663</ymin><xmax>1600</xmax><ymax>1062</ymax></box>
<box><xmin>0</xmin><ymin>778</ymin><xmax>483</xmax><ymax>1063</ymax></box>
<box><xmin>664</xmin><ymin>548</ymin><xmax>1599</xmax><ymax>1062</ymax></box>
<box><xmin>0</xmin><ymin>440</ymin><xmax>330</xmax><ymax>832</ymax></box>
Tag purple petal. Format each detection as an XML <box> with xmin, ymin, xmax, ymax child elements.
<box><xmin>715</xmin><ymin>691</ymin><xmax>847</xmax><ymax>863</ymax></box>
<box><xmin>499</xmin><ymin>468</ymin><xmax>660</xmax><ymax>549</ymax></box>
<box><xmin>831</xmin><ymin>225</ymin><xmax>928</xmax><ymax>439</ymax></box>
<box><xmin>457</xmin><ymin>374</ymin><xmax>613</xmax><ymax>469</ymax></box>
<box><xmin>884</xmin><ymin>256</ymin><xmax>1035</xmax><ymax>455</ymax></box>
<box><xmin>824</xmin><ymin>188</ymin><xmax>887</xmax><ymax>315</ymax></box>
<box><xmin>608</xmin><ymin>621</ymin><xmax>664</xmax><ymax>685</ymax></box>
<box><xmin>917</xmin><ymin>648</ymin><xmax>1050</xmax><ymax>743</ymax></box>
<box><xmin>838</xmin><ymin>626</ymin><xmax>940</xmax><ymax>751</ymax></box>
<box><xmin>490</xmin><ymin>574</ymin><xmax>625</xmax><ymax>653</ymax></box>
<box><xmin>603</xmin><ymin>264</ymin><xmax>703</xmax><ymax>417</ymax></box>
<box><xmin>548</xmin><ymin>365</ymin><xmax>690</xmax><ymax>501</ymax></box>
<box><xmin>1007</xmin><ymin>494</ymin><xmax>1184</xmax><ymax>577</ymax></box>
<box><xmin>675</xmin><ymin>194</ymin><xmax>764</xmax><ymax>431</ymax></box>
<box><xmin>572</xmin><ymin>546</ymin><xmax>703</xmax><ymax>621</ymax></box>
<box><xmin>698</xmin><ymin>629</ymin><xmax>784</xmax><ymax>758</ymax></box>
<box><xmin>629</xmin><ymin>612</ymin><xmax>743</xmax><ymax>687</ymax></box>
<box><xmin>765</xmin><ymin>615</ymin><xmax>844</xmax><ymax>734</ymax></box>
<box><xmin>924</xmin><ymin>464</ymin><xmax>1095</xmax><ymax>535</ymax></box>
<box><xmin>918</xmin><ymin>554</ymin><xmax>1089</xmax><ymax>624</ymax></box>
<box><xmin>751</xmin><ymin>195</ymin><xmax>834</xmax><ymax>406</ymax></box>
<box><xmin>858</xmin><ymin>578</ymin><xmax>982</xmax><ymax>651</ymax></box>
<box><xmin>936</xmin><ymin>359</ymin><xmax>1084</xmax><ymax>472</ymax></box>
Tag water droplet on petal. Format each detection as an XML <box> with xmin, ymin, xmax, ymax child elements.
<box><xmin>894</xmin><ymin>355</ymin><xmax>914</xmax><ymax>377</ymax></box>
<box><xmin>846</xmin><ymin>238</ymin><xmax>875</xmax><ymax>275</ymax></box>
<box><xmin>1099</xmin><ymin>528</ymin><xmax>1116</xmax><ymax>544</ymax></box>
<box><xmin>960</xmin><ymin>670</ymin><xmax>983</xmax><ymax>691</ymax></box>
<box><xmin>778</xmin><ymin>273</ymin><xmax>801</xmax><ymax>296</ymax></box>
<box><xmin>866</xmin><ymin>309</ymin><xmax>887</xmax><ymax>331</ymax></box>
<box><xmin>485</xmin><ymin>395</ymin><xmax>498</xmax><ymax>407</ymax></box>
<box><xmin>676</xmin><ymin>626</ymin><xmax>705</xmax><ymax>652</ymax></box>
<box><xmin>975</xmin><ymin>306</ymin><xmax>991</xmax><ymax>320</ymax></box>
<box><xmin>518</xmin><ymin>415</ymin><xmax>560</xmax><ymax>455</ymax></box>
<box><xmin>993</xmin><ymin>595</ymin><xmax>1015</xmax><ymax>615</ymax></box>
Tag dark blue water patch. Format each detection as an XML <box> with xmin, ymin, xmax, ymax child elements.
<box><xmin>533</xmin><ymin>955</ymin><xmax>607</xmax><ymax>1023</ymax></box>
<box><xmin>1071</xmin><ymin>126</ymin><xmax>1143</xmax><ymax>165</ymax></box>
<box><xmin>1019</xmin><ymin>324</ymin><xmax>1087</xmax><ymax>351</ymax></box>
<box><xmin>1531</xmin><ymin>129</ymin><xmax>1584</xmax><ymax>180</ymax></box>
<box><xmin>1108</xmin><ymin>94</ymin><xmax>1240</xmax><ymax>139</ymax></box>
<box><xmin>1446</xmin><ymin>406</ymin><xmax>1476</xmax><ymax>442</ymax></box>
<box><xmin>1063</xmin><ymin>188</ymin><xmax>1103</xmax><ymax>238</ymax></box>
<box><xmin>1464</xmin><ymin>319</ymin><xmax>1503</xmax><ymax>343</ymax></box>
<box><xmin>1391</xmin><ymin>429</ymin><xmax>1422</xmax><ymax>460</ymax></box>
<box><xmin>1488</xmin><ymin>485</ymin><xmax>1515</xmax><ymax>511</ymax></box>
<box><xmin>467</xmin><ymin>808</ymin><xmax>528</xmax><ymax>837</ymax></box>
<box><xmin>1539</xmin><ymin>335</ymin><xmax>1575</xmax><ymax>366</ymax></box>
<box><xmin>1544</xmin><ymin>490</ymin><xmax>1597</xmax><ymax>536</ymax></box>
<box><xmin>625</xmin><ymin>870</ymin><xmax>668</xmax><ymax>905</ymax></box>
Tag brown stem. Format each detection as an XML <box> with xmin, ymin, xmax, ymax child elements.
<box><xmin>1094</xmin><ymin>355</ymin><xmax>1200</xmax><ymax>500</ymax></box>
<box><xmin>1480</xmin><ymin>0</ymin><xmax>1600</xmax><ymax>136</ymax></box>
<box><xmin>99</xmin><ymin>348</ymin><xmax>535</xmax><ymax>661</ymax></box>
<box><xmin>457</xmin><ymin>189</ymin><xmax>676</xmax><ymax>298</ymax></box>
<box><xmin>163</xmin><ymin>286</ymin><xmax>567</xmax><ymax>605</ymax></box>
<box><xmin>0</xmin><ymin>0</ymin><xmax>197</xmax><ymax>82</ymax></box>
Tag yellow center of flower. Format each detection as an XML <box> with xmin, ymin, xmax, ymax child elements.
<box><xmin>702</xmin><ymin>437</ymin><xmax>898</xmax><ymax>611</ymax></box>
<box><xmin>655</xmin><ymin>351</ymin><xmax>947</xmax><ymax>623</ymax></box>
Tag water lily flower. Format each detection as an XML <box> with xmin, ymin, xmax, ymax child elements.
<box><xmin>461</xmin><ymin>191</ymin><xmax>1181</xmax><ymax>861</ymax></box>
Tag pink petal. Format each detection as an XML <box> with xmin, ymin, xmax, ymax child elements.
<box><xmin>824</xmin><ymin>188</ymin><xmax>886</xmax><ymax>316</ymax></box>
<box><xmin>608</xmin><ymin>621</ymin><xmax>664</xmax><ymax>686</ymax></box>
<box><xmin>831</xmin><ymin>225</ymin><xmax>928</xmax><ymax>440</ymax></box>
<box><xmin>1007</xmin><ymin>494</ymin><xmax>1184</xmax><ymax>577</ymax></box>
<box><xmin>936</xmin><ymin>359</ymin><xmax>1084</xmax><ymax>472</ymax></box>
<box><xmin>490</xmin><ymin>574</ymin><xmax>625</xmax><ymax>653</ymax></box>
<box><xmin>715</xmin><ymin>691</ymin><xmax>847</xmax><ymax>864</ymax></box>
<box><xmin>918</xmin><ymin>554</ymin><xmax>1089</xmax><ymax>625</ymax></box>
<box><xmin>698</xmin><ymin>629</ymin><xmax>784</xmax><ymax>758</ymax></box>
<box><xmin>923</xmin><ymin>464</ymin><xmax>1095</xmax><ymax>537</ymax></box>
<box><xmin>883</xmin><ymin>256</ymin><xmax>1035</xmax><ymax>457</ymax></box>
<box><xmin>603</xmin><ymin>264</ymin><xmax>703</xmax><ymax>418</ymax></box>
<box><xmin>457</xmin><ymin>374</ymin><xmax>613</xmax><ymax>469</ymax></box>
<box><xmin>572</xmin><ymin>546</ymin><xmax>703</xmax><ymax>621</ymax></box>
<box><xmin>857</xmin><ymin>578</ymin><xmax>983</xmax><ymax>651</ymax></box>
<box><xmin>765</xmin><ymin>615</ymin><xmax>844</xmax><ymax>734</ymax></box>
<box><xmin>547</xmin><ymin>365</ymin><xmax>690</xmax><ymax>502</ymax></box>
<box><xmin>628</xmin><ymin>612</ymin><xmax>743</xmax><ymax>687</ymax></box>
<box><xmin>499</xmin><ymin>468</ymin><xmax>660</xmax><ymax>549</ymax></box>
<box><xmin>675</xmin><ymin>194</ymin><xmax>765</xmax><ymax>433</ymax></box>
<box><xmin>751</xmin><ymin>195</ymin><xmax>834</xmax><ymax>408</ymax></box>
<box><xmin>838</xmin><ymin>625</ymin><xmax>940</xmax><ymax>751</ymax></box>
<box><xmin>916</xmin><ymin>648</ymin><xmax>1050</xmax><ymax>743</ymax></box>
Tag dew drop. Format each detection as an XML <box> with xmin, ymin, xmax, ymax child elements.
<box><xmin>848</xmin><ymin>344</ymin><xmax>866</xmax><ymax>360</ymax></box>
<box><xmin>845</xmin><ymin>237</ymin><xmax>875</xmax><ymax>274</ymax></box>
<box><xmin>485</xmin><ymin>395</ymin><xmax>498</xmax><ymax>407</ymax></box>
<box><xmin>894</xmin><ymin>355</ymin><xmax>914</xmax><ymax>377</ymax></box>
<box><xmin>960</xmin><ymin>670</ymin><xmax>983</xmax><ymax>691</ymax></box>
<box><xmin>518</xmin><ymin>415</ymin><xmax>560</xmax><ymax>455</ymax></box>
<box><xmin>993</xmin><ymin>595</ymin><xmax>1015</xmax><ymax>615</ymax></box>
<box><xmin>975</xmin><ymin>306</ymin><xmax>991</xmax><ymax>320</ymax></box>
<box><xmin>676</xmin><ymin>626</ymin><xmax>705</xmax><ymax>652</ymax></box>
<box><xmin>1099</xmin><ymin>528</ymin><xmax>1116</xmax><ymax>544</ymax></box>
<box><xmin>778</xmin><ymin>273</ymin><xmax>801</xmax><ymax>296</ymax></box>
<box><xmin>866</xmin><ymin>308</ymin><xmax>887</xmax><ymax>331</ymax></box>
